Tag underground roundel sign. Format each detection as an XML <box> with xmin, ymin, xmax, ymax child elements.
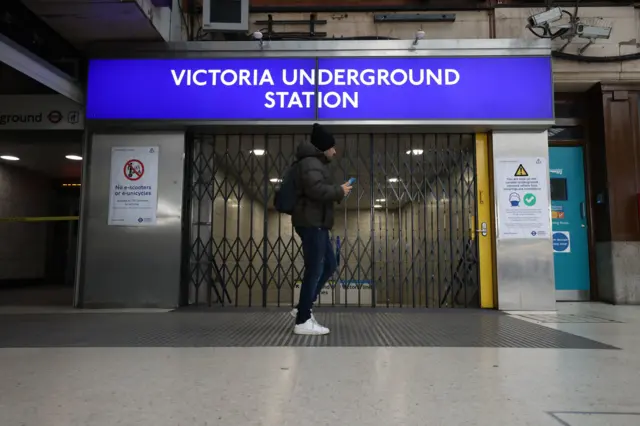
<box><xmin>124</xmin><ymin>159</ymin><xmax>144</xmax><ymax>181</ymax></box>
<box><xmin>47</xmin><ymin>110</ymin><xmax>62</xmax><ymax>124</ymax></box>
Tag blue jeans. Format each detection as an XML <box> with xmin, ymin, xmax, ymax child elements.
<box><xmin>295</xmin><ymin>227</ymin><xmax>337</xmax><ymax>324</ymax></box>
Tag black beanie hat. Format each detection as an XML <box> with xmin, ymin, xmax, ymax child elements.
<box><xmin>310</xmin><ymin>123</ymin><xmax>336</xmax><ymax>152</ymax></box>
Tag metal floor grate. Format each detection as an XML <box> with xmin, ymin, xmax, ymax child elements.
<box><xmin>0</xmin><ymin>309</ymin><xmax>617</xmax><ymax>349</ymax></box>
<box><xmin>510</xmin><ymin>313</ymin><xmax>623</xmax><ymax>324</ymax></box>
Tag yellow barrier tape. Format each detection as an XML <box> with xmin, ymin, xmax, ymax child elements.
<box><xmin>0</xmin><ymin>216</ymin><xmax>79</xmax><ymax>223</ymax></box>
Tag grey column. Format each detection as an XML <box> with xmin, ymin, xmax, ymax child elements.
<box><xmin>77</xmin><ymin>133</ymin><xmax>185</xmax><ymax>308</ymax></box>
<box><xmin>492</xmin><ymin>131</ymin><xmax>556</xmax><ymax>311</ymax></box>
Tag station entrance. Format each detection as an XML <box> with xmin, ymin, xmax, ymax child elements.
<box><xmin>183</xmin><ymin>131</ymin><xmax>479</xmax><ymax>308</ymax></box>
<box><xmin>0</xmin><ymin>130</ymin><xmax>82</xmax><ymax>308</ymax></box>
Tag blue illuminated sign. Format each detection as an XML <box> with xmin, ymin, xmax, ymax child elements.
<box><xmin>86</xmin><ymin>57</ymin><xmax>553</xmax><ymax>121</ymax></box>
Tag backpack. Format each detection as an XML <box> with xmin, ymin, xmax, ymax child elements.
<box><xmin>273</xmin><ymin>161</ymin><xmax>299</xmax><ymax>215</ymax></box>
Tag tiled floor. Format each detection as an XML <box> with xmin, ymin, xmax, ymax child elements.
<box><xmin>1</xmin><ymin>303</ymin><xmax>639</xmax><ymax>426</ymax></box>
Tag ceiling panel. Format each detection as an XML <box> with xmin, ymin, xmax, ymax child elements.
<box><xmin>21</xmin><ymin>0</ymin><xmax>163</xmax><ymax>49</ymax></box>
<box><xmin>0</xmin><ymin>131</ymin><xmax>83</xmax><ymax>179</ymax></box>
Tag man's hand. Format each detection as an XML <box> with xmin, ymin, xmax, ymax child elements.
<box><xmin>341</xmin><ymin>182</ymin><xmax>353</xmax><ymax>197</ymax></box>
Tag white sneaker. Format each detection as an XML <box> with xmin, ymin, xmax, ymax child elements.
<box><xmin>294</xmin><ymin>318</ymin><xmax>330</xmax><ymax>335</ymax></box>
<box><xmin>290</xmin><ymin>308</ymin><xmax>315</xmax><ymax>322</ymax></box>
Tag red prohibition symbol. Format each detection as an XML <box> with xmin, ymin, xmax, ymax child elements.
<box><xmin>124</xmin><ymin>159</ymin><xmax>144</xmax><ymax>181</ymax></box>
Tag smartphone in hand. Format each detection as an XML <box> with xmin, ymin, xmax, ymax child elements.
<box><xmin>348</xmin><ymin>177</ymin><xmax>356</xmax><ymax>186</ymax></box>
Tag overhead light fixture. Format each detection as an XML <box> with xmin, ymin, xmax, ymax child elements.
<box><xmin>251</xmin><ymin>149</ymin><xmax>266</xmax><ymax>156</ymax></box>
<box><xmin>373</xmin><ymin>204</ymin><xmax>383</xmax><ymax>209</ymax></box>
<box><xmin>388</xmin><ymin>177</ymin><xmax>400</xmax><ymax>183</ymax></box>
<box><xmin>62</xmin><ymin>183</ymin><xmax>81</xmax><ymax>187</ymax></box>
<box><xmin>0</xmin><ymin>155</ymin><xmax>19</xmax><ymax>161</ymax></box>
<box><xmin>269</xmin><ymin>178</ymin><xmax>283</xmax><ymax>183</ymax></box>
<box><xmin>253</xmin><ymin>31</ymin><xmax>264</xmax><ymax>49</ymax></box>
<box><xmin>375</xmin><ymin>198</ymin><xmax>386</xmax><ymax>203</ymax></box>
<box><xmin>406</xmin><ymin>149</ymin><xmax>424</xmax><ymax>156</ymax></box>
<box><xmin>527</xmin><ymin>7</ymin><xmax>563</xmax><ymax>27</ymax></box>
<box><xmin>65</xmin><ymin>155</ymin><xmax>83</xmax><ymax>161</ymax></box>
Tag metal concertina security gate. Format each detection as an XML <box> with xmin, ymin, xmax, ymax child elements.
<box><xmin>183</xmin><ymin>131</ymin><xmax>479</xmax><ymax>308</ymax></box>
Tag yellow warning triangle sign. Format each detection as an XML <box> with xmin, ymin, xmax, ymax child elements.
<box><xmin>514</xmin><ymin>164</ymin><xmax>528</xmax><ymax>177</ymax></box>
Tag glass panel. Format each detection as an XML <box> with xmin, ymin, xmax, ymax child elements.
<box><xmin>551</xmin><ymin>177</ymin><xmax>568</xmax><ymax>201</ymax></box>
<box><xmin>548</xmin><ymin>126</ymin><xmax>584</xmax><ymax>141</ymax></box>
<box><xmin>555</xmin><ymin>101</ymin><xmax>585</xmax><ymax>119</ymax></box>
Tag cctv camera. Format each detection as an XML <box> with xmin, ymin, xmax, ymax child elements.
<box><xmin>576</xmin><ymin>24</ymin><xmax>611</xmax><ymax>40</ymax></box>
<box><xmin>528</xmin><ymin>7</ymin><xmax>563</xmax><ymax>27</ymax></box>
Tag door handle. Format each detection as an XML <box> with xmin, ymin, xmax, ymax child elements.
<box><xmin>476</xmin><ymin>222</ymin><xmax>488</xmax><ymax>237</ymax></box>
<box><xmin>580</xmin><ymin>202</ymin><xmax>586</xmax><ymax>219</ymax></box>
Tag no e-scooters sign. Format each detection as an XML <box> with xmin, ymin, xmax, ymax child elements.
<box><xmin>108</xmin><ymin>146</ymin><xmax>159</xmax><ymax>227</ymax></box>
<box><xmin>124</xmin><ymin>159</ymin><xmax>144</xmax><ymax>181</ymax></box>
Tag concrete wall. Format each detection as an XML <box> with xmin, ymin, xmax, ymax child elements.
<box><xmin>0</xmin><ymin>163</ymin><xmax>51</xmax><ymax>281</ymax></box>
<box><xmin>248</xmin><ymin>6</ymin><xmax>640</xmax><ymax>87</ymax></box>
<box><xmin>597</xmin><ymin>242</ymin><xmax>640</xmax><ymax>304</ymax></box>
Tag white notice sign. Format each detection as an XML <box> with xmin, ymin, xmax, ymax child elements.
<box><xmin>496</xmin><ymin>157</ymin><xmax>550</xmax><ymax>240</ymax></box>
<box><xmin>108</xmin><ymin>146</ymin><xmax>159</xmax><ymax>226</ymax></box>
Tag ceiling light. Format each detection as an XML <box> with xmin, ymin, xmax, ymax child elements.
<box><xmin>388</xmin><ymin>177</ymin><xmax>400</xmax><ymax>183</ymax></box>
<box><xmin>251</xmin><ymin>149</ymin><xmax>266</xmax><ymax>156</ymax></box>
<box><xmin>0</xmin><ymin>155</ymin><xmax>19</xmax><ymax>161</ymax></box>
<box><xmin>406</xmin><ymin>149</ymin><xmax>424</xmax><ymax>156</ymax></box>
<box><xmin>375</xmin><ymin>198</ymin><xmax>386</xmax><ymax>203</ymax></box>
<box><xmin>65</xmin><ymin>155</ymin><xmax>83</xmax><ymax>161</ymax></box>
<box><xmin>373</xmin><ymin>204</ymin><xmax>383</xmax><ymax>209</ymax></box>
<box><xmin>269</xmin><ymin>178</ymin><xmax>282</xmax><ymax>183</ymax></box>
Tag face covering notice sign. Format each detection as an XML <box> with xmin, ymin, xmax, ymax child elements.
<box><xmin>496</xmin><ymin>157</ymin><xmax>551</xmax><ymax>240</ymax></box>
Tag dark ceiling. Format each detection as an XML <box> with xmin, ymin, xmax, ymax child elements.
<box><xmin>0</xmin><ymin>130</ymin><xmax>83</xmax><ymax>179</ymax></box>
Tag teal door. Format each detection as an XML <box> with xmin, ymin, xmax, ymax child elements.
<box><xmin>549</xmin><ymin>146</ymin><xmax>590</xmax><ymax>300</ymax></box>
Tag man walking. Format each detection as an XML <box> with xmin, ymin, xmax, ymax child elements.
<box><xmin>291</xmin><ymin>123</ymin><xmax>352</xmax><ymax>335</ymax></box>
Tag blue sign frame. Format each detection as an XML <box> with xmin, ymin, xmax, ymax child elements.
<box><xmin>86</xmin><ymin>56</ymin><xmax>553</xmax><ymax>121</ymax></box>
